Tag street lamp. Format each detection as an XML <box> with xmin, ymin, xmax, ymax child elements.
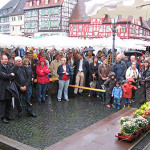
<box><xmin>111</xmin><ymin>16</ymin><xmax>119</xmax><ymax>63</ymax></box>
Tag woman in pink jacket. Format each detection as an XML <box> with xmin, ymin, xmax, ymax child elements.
<box><xmin>36</xmin><ymin>58</ymin><xmax>49</xmax><ymax>103</ymax></box>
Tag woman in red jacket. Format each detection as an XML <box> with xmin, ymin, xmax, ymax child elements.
<box><xmin>36</xmin><ymin>58</ymin><xmax>50</xmax><ymax>103</ymax></box>
<box><xmin>121</xmin><ymin>78</ymin><xmax>137</xmax><ymax>108</ymax></box>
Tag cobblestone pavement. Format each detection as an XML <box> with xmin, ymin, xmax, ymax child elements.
<box><xmin>0</xmin><ymin>89</ymin><xmax>141</xmax><ymax>149</ymax></box>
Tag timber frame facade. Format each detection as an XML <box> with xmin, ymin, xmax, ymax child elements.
<box><xmin>69</xmin><ymin>17</ymin><xmax>150</xmax><ymax>40</ymax></box>
<box><xmin>24</xmin><ymin>0</ymin><xmax>77</xmax><ymax>37</ymax></box>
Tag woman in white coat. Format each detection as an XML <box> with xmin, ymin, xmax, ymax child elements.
<box><xmin>126</xmin><ymin>62</ymin><xmax>139</xmax><ymax>102</ymax></box>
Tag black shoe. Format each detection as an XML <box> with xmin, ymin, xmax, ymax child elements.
<box><xmin>18</xmin><ymin>112</ymin><xmax>23</xmax><ymax>118</ymax></box>
<box><xmin>79</xmin><ymin>92</ymin><xmax>83</xmax><ymax>96</ymax></box>
<box><xmin>41</xmin><ymin>100</ymin><xmax>45</xmax><ymax>103</ymax></box>
<box><xmin>38</xmin><ymin>101</ymin><xmax>41</xmax><ymax>104</ymax></box>
<box><xmin>28</xmin><ymin>113</ymin><xmax>37</xmax><ymax>117</ymax></box>
<box><xmin>2</xmin><ymin>118</ymin><xmax>9</xmax><ymax>123</ymax></box>
<box><xmin>73</xmin><ymin>93</ymin><xmax>77</xmax><ymax>97</ymax></box>
<box><xmin>6</xmin><ymin>116</ymin><xmax>14</xmax><ymax>121</ymax></box>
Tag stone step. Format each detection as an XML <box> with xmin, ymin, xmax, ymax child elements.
<box><xmin>45</xmin><ymin>108</ymin><xmax>137</xmax><ymax>150</ymax></box>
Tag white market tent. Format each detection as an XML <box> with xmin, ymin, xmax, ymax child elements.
<box><xmin>0</xmin><ymin>34</ymin><xmax>149</xmax><ymax>52</ymax></box>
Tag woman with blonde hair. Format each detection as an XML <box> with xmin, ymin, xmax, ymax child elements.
<box><xmin>23</xmin><ymin>58</ymin><xmax>34</xmax><ymax>102</ymax></box>
<box><xmin>57</xmin><ymin>57</ymin><xmax>71</xmax><ymax>101</ymax></box>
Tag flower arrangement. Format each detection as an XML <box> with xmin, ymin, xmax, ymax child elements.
<box><xmin>121</xmin><ymin>120</ymin><xmax>138</xmax><ymax>135</ymax></box>
<box><xmin>120</xmin><ymin>116</ymin><xmax>131</xmax><ymax>125</ymax></box>
<box><xmin>133</xmin><ymin>109</ymin><xmax>146</xmax><ymax>118</ymax></box>
<box><xmin>116</xmin><ymin>102</ymin><xmax>150</xmax><ymax>141</ymax></box>
<box><xmin>140</xmin><ymin>102</ymin><xmax>150</xmax><ymax>111</ymax></box>
<box><xmin>133</xmin><ymin>102</ymin><xmax>150</xmax><ymax>118</ymax></box>
<box><xmin>134</xmin><ymin>116</ymin><xmax>149</xmax><ymax>128</ymax></box>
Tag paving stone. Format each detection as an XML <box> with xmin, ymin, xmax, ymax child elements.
<box><xmin>0</xmin><ymin>89</ymin><xmax>141</xmax><ymax>149</ymax></box>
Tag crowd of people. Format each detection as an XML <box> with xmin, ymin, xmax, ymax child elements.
<box><xmin>0</xmin><ymin>46</ymin><xmax>150</xmax><ymax>123</ymax></box>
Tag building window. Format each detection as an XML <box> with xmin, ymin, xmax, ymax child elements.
<box><xmin>30</xmin><ymin>1</ymin><xmax>33</xmax><ymax>6</ymax></box>
<box><xmin>54</xmin><ymin>0</ymin><xmax>58</xmax><ymax>3</ymax></box>
<box><xmin>73</xmin><ymin>25</ymin><xmax>76</xmax><ymax>31</ymax></box>
<box><xmin>79</xmin><ymin>25</ymin><xmax>82</xmax><ymax>32</ymax></box>
<box><xmin>106</xmin><ymin>25</ymin><xmax>110</xmax><ymax>32</ymax></box>
<box><xmin>41</xmin><ymin>21</ymin><xmax>49</xmax><ymax>29</ymax></box>
<box><xmin>12</xmin><ymin>26</ymin><xmax>14</xmax><ymax>31</ymax></box>
<box><xmin>19</xmin><ymin>26</ymin><xmax>21</xmax><ymax>31</ymax></box>
<box><xmin>27</xmin><ymin>22</ymin><xmax>37</xmax><ymax>29</ymax></box>
<box><xmin>18</xmin><ymin>16</ymin><xmax>22</xmax><ymax>21</ymax></box>
<box><xmin>45</xmin><ymin>0</ymin><xmax>49</xmax><ymax>4</ymax></box>
<box><xmin>41</xmin><ymin>9</ymin><xmax>45</xmax><ymax>16</ymax></box>
<box><xmin>130</xmin><ymin>28</ymin><xmax>134</xmax><ymax>34</ymax></box>
<box><xmin>37</xmin><ymin>0</ymin><xmax>40</xmax><ymax>5</ymax></box>
<box><xmin>121</xmin><ymin>25</ymin><xmax>125</xmax><ymax>33</ymax></box>
<box><xmin>3</xmin><ymin>25</ymin><xmax>9</xmax><ymax>31</ymax></box>
<box><xmin>143</xmin><ymin>29</ymin><xmax>145</xmax><ymax>35</ymax></box>
<box><xmin>51</xmin><ymin>20</ymin><xmax>60</xmax><ymax>28</ymax></box>
<box><xmin>99</xmin><ymin>25</ymin><xmax>103</xmax><ymax>32</ymax></box>
<box><xmin>89</xmin><ymin>25</ymin><xmax>93</xmax><ymax>32</ymax></box>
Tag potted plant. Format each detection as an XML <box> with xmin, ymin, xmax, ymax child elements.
<box><xmin>134</xmin><ymin>116</ymin><xmax>149</xmax><ymax>133</ymax></box>
<box><xmin>116</xmin><ymin>102</ymin><xmax>150</xmax><ymax>142</ymax></box>
<box><xmin>120</xmin><ymin>120</ymin><xmax>139</xmax><ymax>140</ymax></box>
<box><xmin>133</xmin><ymin>109</ymin><xmax>146</xmax><ymax>118</ymax></box>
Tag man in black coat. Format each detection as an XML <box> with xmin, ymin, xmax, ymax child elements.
<box><xmin>0</xmin><ymin>55</ymin><xmax>15</xmax><ymax>123</ymax></box>
<box><xmin>12</xmin><ymin>56</ymin><xmax>37</xmax><ymax>118</ymax></box>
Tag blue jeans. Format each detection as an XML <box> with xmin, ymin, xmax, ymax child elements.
<box><xmin>28</xmin><ymin>85</ymin><xmax>32</xmax><ymax>102</ymax></box>
<box><xmin>114</xmin><ymin>98</ymin><xmax>121</xmax><ymax>106</ymax></box>
<box><xmin>124</xmin><ymin>98</ymin><xmax>131</xmax><ymax>107</ymax></box>
<box><xmin>57</xmin><ymin>80</ymin><xmax>70</xmax><ymax>99</ymax></box>
<box><xmin>37</xmin><ymin>83</ymin><xmax>48</xmax><ymax>102</ymax></box>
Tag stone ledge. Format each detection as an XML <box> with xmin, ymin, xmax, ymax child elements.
<box><xmin>0</xmin><ymin>135</ymin><xmax>37</xmax><ymax>150</ymax></box>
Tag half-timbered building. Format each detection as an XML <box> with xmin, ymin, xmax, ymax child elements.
<box><xmin>24</xmin><ymin>0</ymin><xmax>77</xmax><ymax>37</ymax></box>
<box><xmin>69</xmin><ymin>0</ymin><xmax>150</xmax><ymax>40</ymax></box>
<box><xmin>0</xmin><ymin>0</ymin><xmax>20</xmax><ymax>34</ymax></box>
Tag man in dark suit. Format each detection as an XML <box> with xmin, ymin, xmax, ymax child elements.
<box><xmin>74</xmin><ymin>53</ymin><xmax>89</xmax><ymax>95</ymax></box>
<box><xmin>0</xmin><ymin>55</ymin><xmax>15</xmax><ymax>123</ymax></box>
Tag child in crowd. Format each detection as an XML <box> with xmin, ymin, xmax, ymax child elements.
<box><xmin>104</xmin><ymin>72</ymin><xmax>116</xmax><ymax>108</ymax></box>
<box><xmin>112</xmin><ymin>81</ymin><xmax>122</xmax><ymax>109</ymax></box>
<box><xmin>121</xmin><ymin>78</ymin><xmax>137</xmax><ymax>108</ymax></box>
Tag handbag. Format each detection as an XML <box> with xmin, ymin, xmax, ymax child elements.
<box><xmin>90</xmin><ymin>77</ymin><xmax>97</xmax><ymax>97</ymax></box>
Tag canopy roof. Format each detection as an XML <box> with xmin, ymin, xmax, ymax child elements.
<box><xmin>0</xmin><ymin>34</ymin><xmax>149</xmax><ymax>52</ymax></box>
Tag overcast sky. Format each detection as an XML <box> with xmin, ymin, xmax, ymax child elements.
<box><xmin>0</xmin><ymin>0</ymin><xmax>11</xmax><ymax>8</ymax></box>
